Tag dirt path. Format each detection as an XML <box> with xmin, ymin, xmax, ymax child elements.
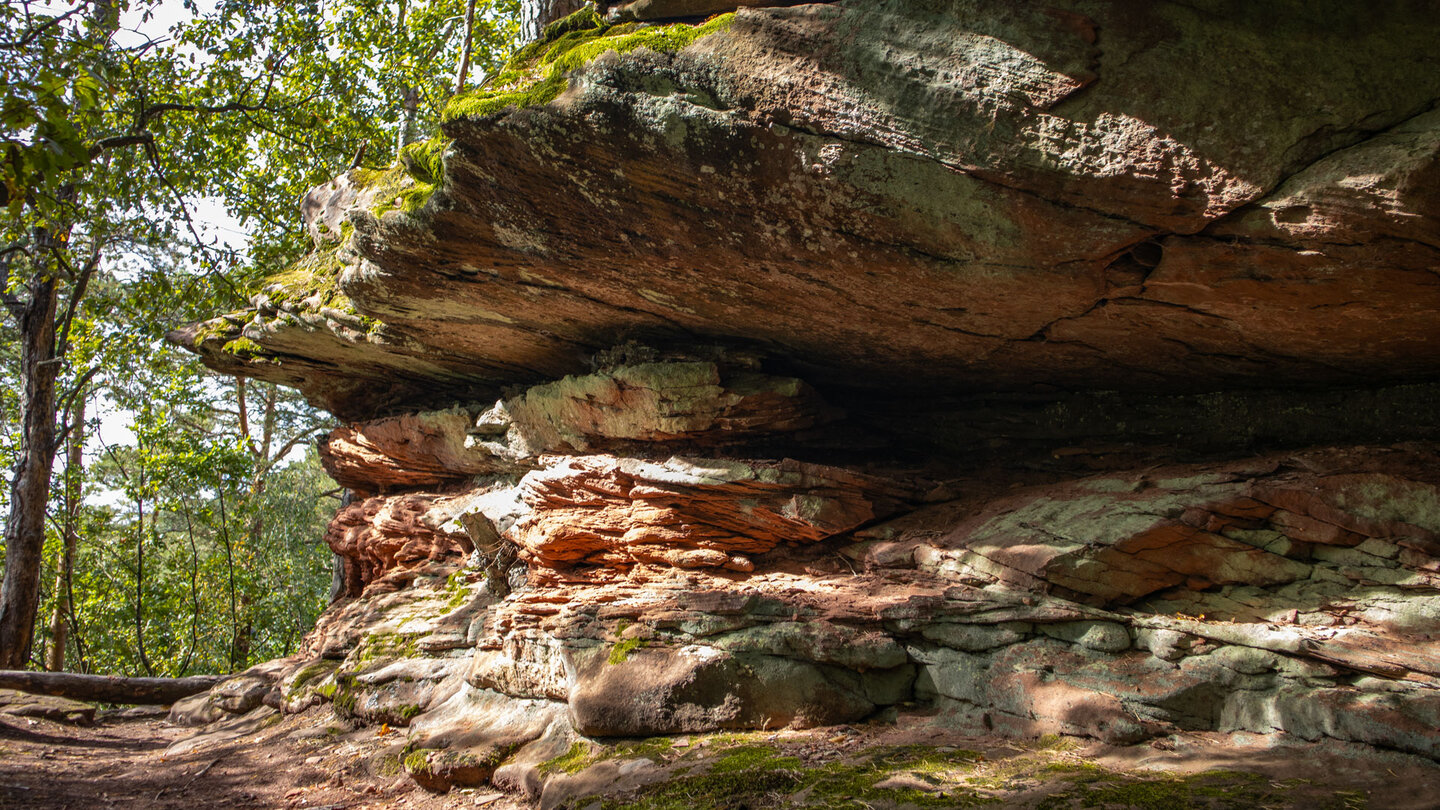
<box><xmin>3</xmin><ymin>707</ymin><xmax>1439</xmax><ymax>809</ymax></box>
<box><xmin>0</xmin><ymin>709</ymin><xmax>519</xmax><ymax>810</ymax></box>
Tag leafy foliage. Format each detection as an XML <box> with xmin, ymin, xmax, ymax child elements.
<box><xmin>1</xmin><ymin>0</ymin><xmax>522</xmax><ymax>673</ymax></box>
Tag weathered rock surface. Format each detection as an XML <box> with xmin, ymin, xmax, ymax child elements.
<box><xmin>319</xmin><ymin>360</ymin><xmax>830</xmax><ymax>492</ymax></box>
<box><xmin>178</xmin><ymin>0</ymin><xmax>1440</xmax><ymax>420</ymax></box>
<box><xmin>326</xmin><ymin>493</ymin><xmax>473</xmax><ymax>596</ymax></box>
<box><xmin>506</xmin><ymin>454</ymin><xmax>907</xmax><ymax>571</ymax></box>
<box><xmin>495</xmin><ymin>360</ymin><xmax>829</xmax><ymax>453</ymax></box>
<box><xmin>170</xmin><ymin>0</ymin><xmax>1440</xmax><ymax>801</ymax></box>
<box><xmin>320</xmin><ymin>406</ymin><xmax>505</xmax><ymax>493</ymax></box>
<box><xmin>260</xmin><ymin>443</ymin><xmax>1440</xmax><ymax>776</ymax></box>
<box><xmin>171</xmin><ymin>432</ymin><xmax>1440</xmax><ymax>799</ymax></box>
<box><xmin>0</xmin><ymin>689</ymin><xmax>95</xmax><ymax>725</ymax></box>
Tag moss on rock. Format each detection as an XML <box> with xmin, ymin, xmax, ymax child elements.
<box><xmin>221</xmin><ymin>336</ymin><xmax>265</xmax><ymax>357</ymax></box>
<box><xmin>541</xmin><ymin>741</ymin><xmax>597</xmax><ymax>776</ymax></box>
<box><xmin>608</xmin><ymin>637</ymin><xmax>644</xmax><ymax>665</ymax></box>
<box><xmin>443</xmin><ymin>10</ymin><xmax>734</xmax><ymax>122</ymax></box>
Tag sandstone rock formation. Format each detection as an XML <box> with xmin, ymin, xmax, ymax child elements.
<box><xmin>175</xmin><ymin>0</ymin><xmax>1440</xmax><ymax>420</ymax></box>
<box><xmin>170</xmin><ymin>0</ymin><xmax>1440</xmax><ymax>801</ymax></box>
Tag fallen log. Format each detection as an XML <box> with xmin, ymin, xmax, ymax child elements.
<box><xmin>0</xmin><ymin>670</ymin><xmax>223</xmax><ymax>704</ymax></box>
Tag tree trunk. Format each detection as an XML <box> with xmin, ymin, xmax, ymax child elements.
<box><xmin>0</xmin><ymin>274</ymin><xmax>61</xmax><ymax>670</ymax></box>
<box><xmin>454</xmin><ymin>0</ymin><xmax>478</xmax><ymax>94</ymax></box>
<box><xmin>45</xmin><ymin>395</ymin><xmax>85</xmax><ymax>671</ymax></box>
<box><xmin>0</xmin><ymin>669</ymin><xmax>223</xmax><ymax>704</ymax></box>
<box><xmin>133</xmin><ymin>485</ymin><xmax>153</xmax><ymax>676</ymax></box>
<box><xmin>519</xmin><ymin>0</ymin><xmax>589</xmax><ymax>44</ymax></box>
<box><xmin>394</xmin><ymin>0</ymin><xmax>417</xmax><ymax>155</ymax></box>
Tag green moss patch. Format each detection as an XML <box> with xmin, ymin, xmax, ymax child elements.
<box><xmin>399</xmin><ymin>136</ymin><xmax>447</xmax><ymax>185</ymax></box>
<box><xmin>541</xmin><ymin>741</ymin><xmax>597</xmax><ymax>776</ymax></box>
<box><xmin>221</xmin><ymin>335</ymin><xmax>264</xmax><ymax>357</ymax></box>
<box><xmin>287</xmin><ymin>660</ymin><xmax>340</xmax><ymax>699</ymax></box>
<box><xmin>250</xmin><ymin>240</ymin><xmax>380</xmax><ymax>335</ymax></box>
<box><xmin>544</xmin><ymin>733</ymin><xmax>1358</xmax><ymax>810</ymax></box>
<box><xmin>1033</xmin><ymin>768</ymin><xmax>1304</xmax><ymax>810</ymax></box>
<box><xmin>365</xmin><ymin>162</ymin><xmax>438</xmax><ymax>219</ymax></box>
<box><xmin>349</xmin><ymin>630</ymin><xmax>426</xmax><ymax>666</ymax></box>
<box><xmin>260</xmin><ymin>245</ymin><xmax>348</xmax><ymax>308</ymax></box>
<box><xmin>587</xmin><ymin>742</ymin><xmax>992</xmax><ymax>810</ymax></box>
<box><xmin>608</xmin><ymin>637</ymin><xmax>645</xmax><ymax>665</ymax></box>
<box><xmin>541</xmin><ymin>737</ymin><xmax>685</xmax><ymax>780</ymax></box>
<box><xmin>443</xmin><ymin>10</ymin><xmax>734</xmax><ymax>122</ymax></box>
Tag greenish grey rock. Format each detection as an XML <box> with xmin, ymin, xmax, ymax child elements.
<box><xmin>501</xmin><ymin>361</ymin><xmax>826</xmax><ymax>453</ymax></box>
<box><xmin>920</xmin><ymin>621</ymin><xmax>1030</xmax><ymax>652</ymax></box>
<box><xmin>1038</xmin><ymin>621</ymin><xmax>1131</xmax><ymax>652</ymax></box>
<box><xmin>707</xmin><ymin>621</ymin><xmax>908</xmax><ymax>670</ymax></box>
<box><xmin>1134</xmin><ymin>628</ymin><xmax>1190</xmax><ymax>662</ymax></box>
<box><xmin>567</xmin><ymin>645</ymin><xmax>875</xmax><ymax>735</ymax></box>
<box><xmin>906</xmin><ymin>646</ymin><xmax>992</xmax><ymax>707</ymax></box>
<box><xmin>1209</xmin><ymin>645</ymin><xmax>1280</xmax><ymax>676</ymax></box>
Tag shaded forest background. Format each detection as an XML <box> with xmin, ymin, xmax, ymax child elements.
<box><xmin>0</xmin><ymin>0</ymin><xmax>520</xmax><ymax>675</ymax></box>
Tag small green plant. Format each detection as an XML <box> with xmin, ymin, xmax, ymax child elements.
<box><xmin>608</xmin><ymin>636</ymin><xmax>644</xmax><ymax>664</ymax></box>
<box><xmin>404</xmin><ymin>749</ymin><xmax>433</xmax><ymax>776</ymax></box>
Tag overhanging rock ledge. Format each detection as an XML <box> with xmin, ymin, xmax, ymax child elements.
<box><xmin>168</xmin><ymin>0</ymin><xmax>1440</xmax><ymax>800</ymax></box>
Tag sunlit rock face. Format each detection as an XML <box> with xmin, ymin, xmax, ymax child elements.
<box><xmin>173</xmin><ymin>0</ymin><xmax>1440</xmax><ymax>798</ymax></box>
<box><xmin>178</xmin><ymin>0</ymin><xmax>1440</xmax><ymax>420</ymax></box>
<box><xmin>273</xmin><ymin>372</ymin><xmax>1440</xmax><ymax>790</ymax></box>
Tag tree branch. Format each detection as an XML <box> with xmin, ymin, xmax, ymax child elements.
<box><xmin>0</xmin><ymin>2</ymin><xmax>88</xmax><ymax>50</ymax></box>
<box><xmin>89</xmin><ymin>133</ymin><xmax>154</xmax><ymax>157</ymax></box>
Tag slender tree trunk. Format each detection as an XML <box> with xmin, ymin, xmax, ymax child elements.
<box><xmin>176</xmin><ymin>496</ymin><xmax>201</xmax><ymax>675</ymax></box>
<box><xmin>45</xmin><ymin>395</ymin><xmax>85</xmax><ymax>671</ymax></box>
<box><xmin>394</xmin><ymin>0</ymin><xmax>417</xmax><ymax>155</ymax></box>
<box><xmin>0</xmin><ymin>0</ymin><xmax>113</xmax><ymax>672</ymax></box>
<box><xmin>454</xmin><ymin>0</ymin><xmax>478</xmax><ymax>94</ymax></box>
<box><xmin>0</xmin><ymin>274</ymin><xmax>61</xmax><ymax>670</ymax></box>
<box><xmin>216</xmin><ymin>485</ymin><xmax>241</xmax><ymax>671</ymax></box>
<box><xmin>133</xmin><ymin>460</ymin><xmax>153</xmax><ymax>676</ymax></box>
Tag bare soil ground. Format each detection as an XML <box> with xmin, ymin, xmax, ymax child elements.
<box><xmin>0</xmin><ymin>707</ymin><xmax>519</xmax><ymax>810</ymax></box>
<box><xmin>2</xmin><ymin>705</ymin><xmax>1438</xmax><ymax>809</ymax></box>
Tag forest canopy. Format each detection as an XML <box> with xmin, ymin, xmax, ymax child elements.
<box><xmin>0</xmin><ymin>0</ymin><xmax>520</xmax><ymax>674</ymax></box>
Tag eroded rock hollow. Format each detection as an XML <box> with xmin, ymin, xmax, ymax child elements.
<box><xmin>171</xmin><ymin>0</ymin><xmax>1440</xmax><ymax>800</ymax></box>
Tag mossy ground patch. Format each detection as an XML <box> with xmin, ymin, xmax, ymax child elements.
<box><xmin>543</xmin><ymin>731</ymin><xmax>1365</xmax><ymax>810</ymax></box>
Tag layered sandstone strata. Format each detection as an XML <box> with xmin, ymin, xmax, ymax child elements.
<box><xmin>170</xmin><ymin>0</ymin><xmax>1440</xmax><ymax>800</ymax></box>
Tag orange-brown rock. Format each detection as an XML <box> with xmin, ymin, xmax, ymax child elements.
<box><xmin>320</xmin><ymin>406</ymin><xmax>503</xmax><ymax>493</ymax></box>
<box><xmin>854</xmin><ymin>444</ymin><xmax>1440</xmax><ymax>606</ymax></box>
<box><xmin>177</xmin><ymin>2</ymin><xmax>1440</xmax><ymax>421</ymax></box>
<box><xmin>318</xmin><ymin>361</ymin><xmax>831</xmax><ymax>492</ymax></box>
<box><xmin>505</xmin><ymin>455</ymin><xmax>908</xmax><ymax>571</ymax></box>
<box><xmin>325</xmin><ymin>493</ymin><xmax>473</xmax><ymax>596</ymax></box>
